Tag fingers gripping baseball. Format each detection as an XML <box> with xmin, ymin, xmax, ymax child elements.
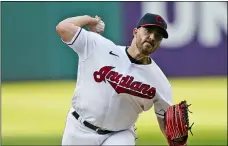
<box><xmin>87</xmin><ymin>16</ymin><xmax>105</xmax><ymax>34</ymax></box>
<box><xmin>95</xmin><ymin>16</ymin><xmax>105</xmax><ymax>34</ymax></box>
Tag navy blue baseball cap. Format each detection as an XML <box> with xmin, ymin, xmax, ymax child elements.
<box><xmin>136</xmin><ymin>13</ymin><xmax>168</xmax><ymax>39</ymax></box>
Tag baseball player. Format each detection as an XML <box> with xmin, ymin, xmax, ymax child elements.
<box><xmin>56</xmin><ymin>13</ymin><xmax>192</xmax><ymax>145</ymax></box>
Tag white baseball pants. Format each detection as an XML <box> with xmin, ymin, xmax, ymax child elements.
<box><xmin>61</xmin><ymin>108</ymin><xmax>137</xmax><ymax>145</ymax></box>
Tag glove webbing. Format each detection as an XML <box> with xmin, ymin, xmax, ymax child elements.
<box><xmin>181</xmin><ymin>101</ymin><xmax>194</xmax><ymax>136</ymax></box>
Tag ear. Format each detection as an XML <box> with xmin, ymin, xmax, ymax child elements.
<box><xmin>133</xmin><ymin>28</ymin><xmax>138</xmax><ymax>37</ymax></box>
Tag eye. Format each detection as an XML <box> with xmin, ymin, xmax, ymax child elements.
<box><xmin>154</xmin><ymin>33</ymin><xmax>163</xmax><ymax>41</ymax></box>
<box><xmin>144</xmin><ymin>28</ymin><xmax>150</xmax><ymax>33</ymax></box>
<box><xmin>146</xmin><ymin>28</ymin><xmax>153</xmax><ymax>33</ymax></box>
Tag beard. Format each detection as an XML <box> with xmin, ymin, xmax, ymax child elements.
<box><xmin>142</xmin><ymin>42</ymin><xmax>155</xmax><ymax>54</ymax></box>
<box><xmin>136</xmin><ymin>40</ymin><xmax>155</xmax><ymax>56</ymax></box>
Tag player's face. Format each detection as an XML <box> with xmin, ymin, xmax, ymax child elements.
<box><xmin>134</xmin><ymin>26</ymin><xmax>163</xmax><ymax>56</ymax></box>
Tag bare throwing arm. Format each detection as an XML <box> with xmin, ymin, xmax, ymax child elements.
<box><xmin>56</xmin><ymin>15</ymin><xmax>100</xmax><ymax>42</ymax></box>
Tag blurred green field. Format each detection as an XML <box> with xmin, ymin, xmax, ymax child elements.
<box><xmin>1</xmin><ymin>77</ymin><xmax>227</xmax><ymax>145</ymax></box>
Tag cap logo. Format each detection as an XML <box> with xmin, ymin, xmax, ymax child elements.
<box><xmin>156</xmin><ymin>16</ymin><xmax>163</xmax><ymax>24</ymax></box>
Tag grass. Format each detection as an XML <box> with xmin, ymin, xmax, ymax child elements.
<box><xmin>1</xmin><ymin>77</ymin><xmax>227</xmax><ymax>145</ymax></box>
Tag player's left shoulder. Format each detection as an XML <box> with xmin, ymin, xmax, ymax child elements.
<box><xmin>152</xmin><ymin>60</ymin><xmax>170</xmax><ymax>81</ymax></box>
<box><xmin>151</xmin><ymin>59</ymin><xmax>172</xmax><ymax>91</ymax></box>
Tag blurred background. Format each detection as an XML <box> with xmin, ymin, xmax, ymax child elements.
<box><xmin>1</xmin><ymin>1</ymin><xmax>227</xmax><ymax>145</ymax></box>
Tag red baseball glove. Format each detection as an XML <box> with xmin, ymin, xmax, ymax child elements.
<box><xmin>165</xmin><ymin>100</ymin><xmax>194</xmax><ymax>146</ymax></box>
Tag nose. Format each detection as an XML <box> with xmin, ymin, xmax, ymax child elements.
<box><xmin>149</xmin><ymin>32</ymin><xmax>155</xmax><ymax>40</ymax></box>
<box><xmin>148</xmin><ymin>33</ymin><xmax>155</xmax><ymax>42</ymax></box>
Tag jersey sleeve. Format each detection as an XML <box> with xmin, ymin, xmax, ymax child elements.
<box><xmin>154</xmin><ymin>87</ymin><xmax>173</xmax><ymax>119</ymax></box>
<box><xmin>62</xmin><ymin>27</ymin><xmax>103</xmax><ymax>61</ymax></box>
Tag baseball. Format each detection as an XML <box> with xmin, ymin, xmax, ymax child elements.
<box><xmin>95</xmin><ymin>20</ymin><xmax>105</xmax><ymax>33</ymax></box>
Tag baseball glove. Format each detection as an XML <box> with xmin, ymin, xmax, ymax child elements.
<box><xmin>164</xmin><ymin>100</ymin><xmax>194</xmax><ymax>146</ymax></box>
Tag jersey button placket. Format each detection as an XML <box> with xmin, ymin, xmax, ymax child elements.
<box><xmin>115</xmin><ymin>63</ymin><xmax>133</xmax><ymax>96</ymax></box>
<box><xmin>101</xmin><ymin>64</ymin><xmax>131</xmax><ymax>128</ymax></box>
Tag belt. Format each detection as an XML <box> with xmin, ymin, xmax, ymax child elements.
<box><xmin>72</xmin><ymin>111</ymin><xmax>114</xmax><ymax>135</ymax></box>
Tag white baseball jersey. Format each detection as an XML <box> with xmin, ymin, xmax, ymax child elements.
<box><xmin>63</xmin><ymin>27</ymin><xmax>173</xmax><ymax>131</ymax></box>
